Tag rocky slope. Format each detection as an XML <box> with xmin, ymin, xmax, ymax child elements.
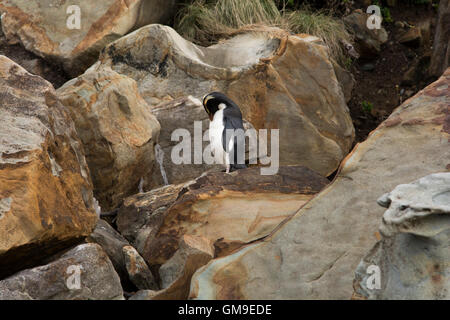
<box><xmin>0</xmin><ymin>0</ymin><xmax>448</xmax><ymax>301</ymax></box>
<box><xmin>189</xmin><ymin>68</ymin><xmax>450</xmax><ymax>300</ymax></box>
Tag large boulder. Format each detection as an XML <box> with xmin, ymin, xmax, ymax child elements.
<box><xmin>430</xmin><ymin>0</ymin><xmax>450</xmax><ymax>77</ymax></box>
<box><xmin>57</xmin><ymin>66</ymin><xmax>160</xmax><ymax>210</ymax></box>
<box><xmin>0</xmin><ymin>0</ymin><xmax>177</xmax><ymax>76</ymax></box>
<box><xmin>353</xmin><ymin>173</ymin><xmax>450</xmax><ymax>300</ymax></box>
<box><xmin>158</xmin><ymin>235</ymin><xmax>214</xmax><ymax>299</ymax></box>
<box><xmin>88</xmin><ymin>24</ymin><xmax>354</xmax><ymax>179</ymax></box>
<box><xmin>0</xmin><ymin>243</ymin><xmax>124</xmax><ymax>300</ymax></box>
<box><xmin>117</xmin><ymin>166</ymin><xmax>329</xmax><ymax>268</ymax></box>
<box><xmin>88</xmin><ymin>219</ymin><xmax>157</xmax><ymax>291</ymax></box>
<box><xmin>0</xmin><ymin>56</ymin><xmax>97</xmax><ymax>279</ymax></box>
<box><xmin>188</xmin><ymin>68</ymin><xmax>450</xmax><ymax>300</ymax></box>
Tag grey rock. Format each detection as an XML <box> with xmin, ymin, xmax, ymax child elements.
<box><xmin>354</xmin><ymin>173</ymin><xmax>450</xmax><ymax>299</ymax></box>
<box><xmin>0</xmin><ymin>243</ymin><xmax>124</xmax><ymax>300</ymax></box>
<box><xmin>147</xmin><ymin>96</ymin><xmax>223</xmax><ymax>187</ymax></box>
<box><xmin>344</xmin><ymin>10</ymin><xmax>388</xmax><ymax>58</ymax></box>
<box><xmin>87</xmin><ymin>219</ymin><xmax>129</xmax><ymax>282</ymax></box>
<box><xmin>122</xmin><ymin>245</ymin><xmax>158</xmax><ymax>290</ymax></box>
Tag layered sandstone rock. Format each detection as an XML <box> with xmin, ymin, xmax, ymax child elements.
<box><xmin>0</xmin><ymin>243</ymin><xmax>124</xmax><ymax>300</ymax></box>
<box><xmin>189</xmin><ymin>68</ymin><xmax>450</xmax><ymax>300</ymax></box>
<box><xmin>0</xmin><ymin>55</ymin><xmax>97</xmax><ymax>279</ymax></box>
<box><xmin>87</xmin><ymin>24</ymin><xmax>354</xmax><ymax>178</ymax></box>
<box><xmin>353</xmin><ymin>173</ymin><xmax>450</xmax><ymax>300</ymax></box>
<box><xmin>57</xmin><ymin>66</ymin><xmax>160</xmax><ymax>210</ymax></box>
<box><xmin>0</xmin><ymin>0</ymin><xmax>176</xmax><ymax>76</ymax></box>
<box><xmin>117</xmin><ymin>166</ymin><xmax>329</xmax><ymax>268</ymax></box>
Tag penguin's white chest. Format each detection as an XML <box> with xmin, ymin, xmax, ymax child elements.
<box><xmin>209</xmin><ymin>109</ymin><xmax>226</xmax><ymax>164</ymax></box>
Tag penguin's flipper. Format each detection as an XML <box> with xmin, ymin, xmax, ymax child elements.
<box><xmin>222</xmin><ymin>114</ymin><xmax>246</xmax><ymax>169</ymax></box>
<box><xmin>221</xmin><ymin>107</ymin><xmax>244</xmax><ymax>152</ymax></box>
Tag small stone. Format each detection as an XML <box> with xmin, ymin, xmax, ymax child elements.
<box><xmin>398</xmin><ymin>27</ymin><xmax>422</xmax><ymax>48</ymax></box>
<box><xmin>122</xmin><ymin>245</ymin><xmax>158</xmax><ymax>290</ymax></box>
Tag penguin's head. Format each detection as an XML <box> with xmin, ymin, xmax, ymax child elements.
<box><xmin>202</xmin><ymin>92</ymin><xmax>231</xmax><ymax>121</ymax></box>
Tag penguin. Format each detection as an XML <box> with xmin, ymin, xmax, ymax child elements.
<box><xmin>202</xmin><ymin>92</ymin><xmax>247</xmax><ymax>173</ymax></box>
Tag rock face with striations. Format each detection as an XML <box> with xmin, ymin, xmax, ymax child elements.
<box><xmin>0</xmin><ymin>55</ymin><xmax>97</xmax><ymax>279</ymax></box>
<box><xmin>353</xmin><ymin>173</ymin><xmax>450</xmax><ymax>300</ymax></box>
<box><xmin>84</xmin><ymin>24</ymin><xmax>354</xmax><ymax>180</ymax></box>
<box><xmin>0</xmin><ymin>0</ymin><xmax>177</xmax><ymax>76</ymax></box>
<box><xmin>0</xmin><ymin>243</ymin><xmax>124</xmax><ymax>300</ymax></box>
<box><xmin>117</xmin><ymin>166</ymin><xmax>329</xmax><ymax>269</ymax></box>
<box><xmin>57</xmin><ymin>66</ymin><xmax>160</xmax><ymax>210</ymax></box>
<box><xmin>188</xmin><ymin>68</ymin><xmax>450</xmax><ymax>300</ymax></box>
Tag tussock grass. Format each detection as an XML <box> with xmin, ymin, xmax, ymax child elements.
<box><xmin>175</xmin><ymin>0</ymin><xmax>352</xmax><ymax>65</ymax></box>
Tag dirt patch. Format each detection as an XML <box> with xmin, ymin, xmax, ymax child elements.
<box><xmin>346</xmin><ymin>3</ymin><xmax>438</xmax><ymax>143</ymax></box>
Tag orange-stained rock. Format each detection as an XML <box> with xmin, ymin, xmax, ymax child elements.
<box><xmin>57</xmin><ymin>66</ymin><xmax>160</xmax><ymax>210</ymax></box>
<box><xmin>117</xmin><ymin>166</ymin><xmax>329</xmax><ymax>268</ymax></box>
<box><xmin>122</xmin><ymin>245</ymin><xmax>158</xmax><ymax>290</ymax></box>
<box><xmin>0</xmin><ymin>0</ymin><xmax>176</xmax><ymax>76</ymax></box>
<box><xmin>189</xmin><ymin>68</ymin><xmax>450</xmax><ymax>300</ymax></box>
<box><xmin>0</xmin><ymin>55</ymin><xmax>97</xmax><ymax>278</ymax></box>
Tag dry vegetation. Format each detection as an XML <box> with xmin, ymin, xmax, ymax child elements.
<box><xmin>175</xmin><ymin>0</ymin><xmax>352</xmax><ymax>65</ymax></box>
